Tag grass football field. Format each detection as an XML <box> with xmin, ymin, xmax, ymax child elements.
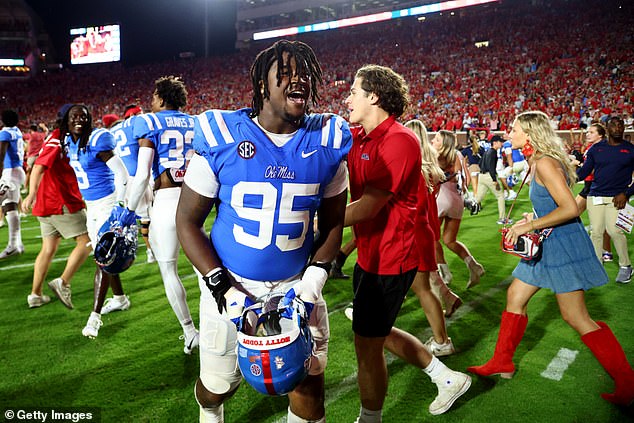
<box><xmin>1</xmin><ymin>186</ymin><xmax>633</xmax><ymax>423</ymax></box>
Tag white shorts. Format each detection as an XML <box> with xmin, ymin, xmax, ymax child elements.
<box><xmin>149</xmin><ymin>187</ymin><xmax>180</xmax><ymax>262</ymax></box>
<box><xmin>85</xmin><ymin>192</ymin><xmax>116</xmax><ymax>248</ymax></box>
<box><xmin>1</xmin><ymin>167</ymin><xmax>26</xmax><ymax>206</ymax></box>
<box><xmin>198</xmin><ymin>271</ymin><xmax>329</xmax><ymax>395</ymax></box>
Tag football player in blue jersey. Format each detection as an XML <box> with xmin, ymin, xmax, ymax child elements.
<box><xmin>0</xmin><ymin>109</ymin><xmax>26</xmax><ymax>259</ymax></box>
<box><xmin>108</xmin><ymin>105</ymin><xmax>156</xmax><ymax>271</ymax></box>
<box><xmin>61</xmin><ymin>105</ymin><xmax>131</xmax><ymax>338</ymax></box>
<box><xmin>126</xmin><ymin>76</ymin><xmax>199</xmax><ymax>354</ymax></box>
<box><xmin>176</xmin><ymin>40</ymin><xmax>352</xmax><ymax>423</ymax></box>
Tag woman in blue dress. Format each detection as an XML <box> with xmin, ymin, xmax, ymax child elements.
<box><xmin>467</xmin><ymin>111</ymin><xmax>634</xmax><ymax>406</ymax></box>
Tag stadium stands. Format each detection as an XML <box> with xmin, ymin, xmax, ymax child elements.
<box><xmin>2</xmin><ymin>0</ymin><xmax>632</xmax><ymax>134</ymax></box>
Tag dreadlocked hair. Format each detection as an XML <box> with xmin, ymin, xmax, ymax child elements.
<box><xmin>59</xmin><ymin>104</ymin><xmax>92</xmax><ymax>150</ymax></box>
<box><xmin>155</xmin><ymin>75</ymin><xmax>187</xmax><ymax>110</ymax></box>
<box><xmin>249</xmin><ymin>39</ymin><xmax>323</xmax><ymax>118</ymax></box>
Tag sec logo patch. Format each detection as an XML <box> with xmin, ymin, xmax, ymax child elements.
<box><xmin>238</xmin><ymin>140</ymin><xmax>256</xmax><ymax>159</ymax></box>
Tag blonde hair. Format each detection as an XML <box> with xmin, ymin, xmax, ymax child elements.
<box><xmin>515</xmin><ymin>111</ymin><xmax>577</xmax><ymax>188</ymax></box>
<box><xmin>435</xmin><ymin>130</ymin><xmax>458</xmax><ymax>171</ymax></box>
<box><xmin>404</xmin><ymin>119</ymin><xmax>445</xmax><ymax>189</ymax></box>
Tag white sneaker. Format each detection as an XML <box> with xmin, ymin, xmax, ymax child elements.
<box><xmin>101</xmin><ymin>295</ymin><xmax>131</xmax><ymax>315</ymax></box>
<box><xmin>429</xmin><ymin>370</ymin><xmax>471</xmax><ymax>415</ymax></box>
<box><xmin>0</xmin><ymin>244</ymin><xmax>24</xmax><ymax>259</ymax></box>
<box><xmin>82</xmin><ymin>313</ymin><xmax>103</xmax><ymax>339</ymax></box>
<box><xmin>181</xmin><ymin>330</ymin><xmax>199</xmax><ymax>355</ymax></box>
<box><xmin>344</xmin><ymin>307</ymin><xmax>354</xmax><ymax>321</ymax></box>
<box><xmin>424</xmin><ymin>336</ymin><xmax>456</xmax><ymax>357</ymax></box>
<box><xmin>48</xmin><ymin>277</ymin><xmax>73</xmax><ymax>309</ymax></box>
<box><xmin>506</xmin><ymin>191</ymin><xmax>517</xmax><ymax>201</ymax></box>
<box><xmin>27</xmin><ymin>294</ymin><xmax>51</xmax><ymax>308</ymax></box>
<box><xmin>146</xmin><ymin>249</ymin><xmax>156</xmax><ymax>264</ymax></box>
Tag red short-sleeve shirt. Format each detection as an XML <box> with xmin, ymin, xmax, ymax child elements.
<box><xmin>416</xmin><ymin>175</ymin><xmax>438</xmax><ymax>272</ymax></box>
<box><xmin>348</xmin><ymin>116</ymin><xmax>421</xmax><ymax>275</ymax></box>
<box><xmin>33</xmin><ymin>129</ymin><xmax>85</xmax><ymax>217</ymax></box>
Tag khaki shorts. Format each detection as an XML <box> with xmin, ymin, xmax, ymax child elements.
<box><xmin>38</xmin><ymin>207</ymin><xmax>88</xmax><ymax>239</ymax></box>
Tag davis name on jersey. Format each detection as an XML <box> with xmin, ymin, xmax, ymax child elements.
<box><xmin>193</xmin><ymin>108</ymin><xmax>352</xmax><ymax>281</ymax></box>
<box><xmin>0</xmin><ymin>126</ymin><xmax>25</xmax><ymax>168</ymax></box>
<box><xmin>111</xmin><ymin>116</ymin><xmax>140</xmax><ymax>177</ymax></box>
<box><xmin>133</xmin><ymin>111</ymin><xmax>195</xmax><ymax>181</ymax></box>
<box><xmin>67</xmin><ymin>128</ymin><xmax>116</xmax><ymax>201</ymax></box>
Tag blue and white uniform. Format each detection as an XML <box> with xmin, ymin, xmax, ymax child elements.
<box><xmin>191</xmin><ymin>108</ymin><xmax>351</xmax><ymax>281</ymax></box>
<box><xmin>128</xmin><ymin>108</ymin><xmax>197</xmax><ymax>349</ymax></box>
<box><xmin>67</xmin><ymin>128</ymin><xmax>126</xmax><ymax>245</ymax></box>
<box><xmin>112</xmin><ymin>116</ymin><xmax>140</xmax><ymax>176</ymax></box>
<box><xmin>186</xmin><ymin>108</ymin><xmax>352</xmax><ymax>394</ymax></box>
<box><xmin>0</xmin><ymin>126</ymin><xmax>26</xmax><ymax>204</ymax></box>
<box><xmin>133</xmin><ymin>110</ymin><xmax>194</xmax><ymax>183</ymax></box>
<box><xmin>68</xmin><ymin>128</ymin><xmax>116</xmax><ymax>202</ymax></box>
<box><xmin>112</xmin><ymin>115</ymin><xmax>152</xmax><ymax>220</ymax></box>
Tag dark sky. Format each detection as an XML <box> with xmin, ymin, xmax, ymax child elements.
<box><xmin>23</xmin><ymin>0</ymin><xmax>237</xmax><ymax>66</ymax></box>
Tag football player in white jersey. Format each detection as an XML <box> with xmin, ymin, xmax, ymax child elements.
<box><xmin>108</xmin><ymin>105</ymin><xmax>155</xmax><ymax>269</ymax></box>
<box><xmin>176</xmin><ymin>40</ymin><xmax>352</xmax><ymax>423</ymax></box>
<box><xmin>62</xmin><ymin>105</ymin><xmax>131</xmax><ymax>338</ymax></box>
<box><xmin>126</xmin><ymin>76</ymin><xmax>199</xmax><ymax>354</ymax></box>
<box><xmin>0</xmin><ymin>109</ymin><xmax>26</xmax><ymax>259</ymax></box>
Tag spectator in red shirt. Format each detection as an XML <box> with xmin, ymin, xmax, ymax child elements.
<box><xmin>24</xmin><ymin>122</ymin><xmax>48</xmax><ymax>193</ymax></box>
<box><xmin>344</xmin><ymin>64</ymin><xmax>470</xmax><ymax>419</ymax></box>
<box><xmin>21</xmin><ymin>110</ymin><xmax>92</xmax><ymax>309</ymax></box>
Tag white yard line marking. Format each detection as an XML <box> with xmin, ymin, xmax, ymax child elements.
<box><xmin>540</xmin><ymin>347</ymin><xmax>579</xmax><ymax>381</ymax></box>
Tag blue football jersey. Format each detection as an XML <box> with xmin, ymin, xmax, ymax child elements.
<box><xmin>111</xmin><ymin>116</ymin><xmax>140</xmax><ymax>176</ymax></box>
<box><xmin>67</xmin><ymin>128</ymin><xmax>116</xmax><ymax>201</ymax></box>
<box><xmin>132</xmin><ymin>110</ymin><xmax>195</xmax><ymax>181</ymax></box>
<box><xmin>193</xmin><ymin>108</ymin><xmax>352</xmax><ymax>281</ymax></box>
<box><xmin>0</xmin><ymin>126</ymin><xmax>25</xmax><ymax>168</ymax></box>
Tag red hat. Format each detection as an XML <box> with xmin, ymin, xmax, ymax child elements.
<box><xmin>123</xmin><ymin>106</ymin><xmax>142</xmax><ymax>119</ymax></box>
<box><xmin>102</xmin><ymin>114</ymin><xmax>120</xmax><ymax>128</ymax></box>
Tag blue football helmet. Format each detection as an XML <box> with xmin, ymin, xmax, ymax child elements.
<box><xmin>236</xmin><ymin>293</ymin><xmax>313</xmax><ymax>396</ymax></box>
<box><xmin>506</xmin><ymin>174</ymin><xmax>519</xmax><ymax>188</ymax></box>
<box><xmin>94</xmin><ymin>206</ymin><xmax>138</xmax><ymax>274</ymax></box>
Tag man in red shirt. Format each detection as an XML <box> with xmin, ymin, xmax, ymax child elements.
<box><xmin>344</xmin><ymin>64</ymin><xmax>471</xmax><ymax>420</ymax></box>
<box><xmin>22</xmin><ymin>114</ymin><xmax>92</xmax><ymax>309</ymax></box>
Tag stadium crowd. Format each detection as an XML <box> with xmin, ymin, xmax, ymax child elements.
<box><xmin>1</xmin><ymin>0</ymin><xmax>632</xmax><ymax>134</ymax></box>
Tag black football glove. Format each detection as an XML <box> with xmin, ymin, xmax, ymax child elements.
<box><xmin>203</xmin><ymin>268</ymin><xmax>232</xmax><ymax>314</ymax></box>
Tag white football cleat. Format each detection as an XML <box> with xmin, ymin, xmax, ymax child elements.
<box><xmin>82</xmin><ymin>313</ymin><xmax>103</xmax><ymax>339</ymax></box>
<box><xmin>100</xmin><ymin>295</ymin><xmax>131</xmax><ymax>315</ymax></box>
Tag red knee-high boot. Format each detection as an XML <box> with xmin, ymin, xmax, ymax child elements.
<box><xmin>467</xmin><ymin>311</ymin><xmax>528</xmax><ymax>379</ymax></box>
<box><xmin>581</xmin><ymin>321</ymin><xmax>634</xmax><ymax>406</ymax></box>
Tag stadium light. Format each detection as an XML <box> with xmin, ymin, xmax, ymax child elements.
<box><xmin>253</xmin><ymin>0</ymin><xmax>497</xmax><ymax>41</ymax></box>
